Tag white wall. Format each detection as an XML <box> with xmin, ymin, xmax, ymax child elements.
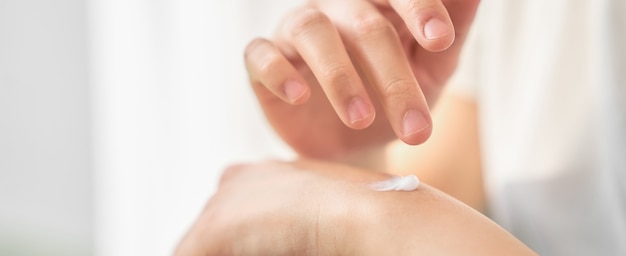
<box><xmin>0</xmin><ymin>0</ymin><xmax>92</xmax><ymax>255</ymax></box>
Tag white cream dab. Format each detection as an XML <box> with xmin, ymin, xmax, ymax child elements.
<box><xmin>369</xmin><ymin>175</ymin><xmax>420</xmax><ymax>192</ymax></box>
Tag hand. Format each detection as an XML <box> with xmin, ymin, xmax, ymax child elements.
<box><xmin>175</xmin><ymin>160</ymin><xmax>535</xmax><ymax>255</ymax></box>
<box><xmin>175</xmin><ymin>160</ymin><xmax>372</xmax><ymax>255</ymax></box>
<box><xmin>245</xmin><ymin>0</ymin><xmax>480</xmax><ymax>159</ymax></box>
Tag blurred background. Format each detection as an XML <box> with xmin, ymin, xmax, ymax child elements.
<box><xmin>0</xmin><ymin>0</ymin><xmax>301</xmax><ymax>255</ymax></box>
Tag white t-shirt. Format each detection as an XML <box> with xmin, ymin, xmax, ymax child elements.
<box><xmin>449</xmin><ymin>0</ymin><xmax>626</xmax><ymax>254</ymax></box>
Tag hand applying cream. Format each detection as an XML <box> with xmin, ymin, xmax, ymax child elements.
<box><xmin>370</xmin><ymin>175</ymin><xmax>420</xmax><ymax>192</ymax></box>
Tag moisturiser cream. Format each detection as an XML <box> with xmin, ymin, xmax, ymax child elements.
<box><xmin>369</xmin><ymin>175</ymin><xmax>420</xmax><ymax>192</ymax></box>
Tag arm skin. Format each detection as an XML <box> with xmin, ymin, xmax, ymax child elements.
<box><xmin>175</xmin><ymin>159</ymin><xmax>535</xmax><ymax>255</ymax></box>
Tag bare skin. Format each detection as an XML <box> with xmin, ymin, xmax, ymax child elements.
<box><xmin>175</xmin><ymin>160</ymin><xmax>536</xmax><ymax>255</ymax></box>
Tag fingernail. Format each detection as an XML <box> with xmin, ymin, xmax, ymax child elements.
<box><xmin>284</xmin><ymin>80</ymin><xmax>306</xmax><ymax>103</ymax></box>
<box><xmin>403</xmin><ymin>110</ymin><xmax>429</xmax><ymax>136</ymax></box>
<box><xmin>424</xmin><ymin>18</ymin><xmax>451</xmax><ymax>40</ymax></box>
<box><xmin>348</xmin><ymin>97</ymin><xmax>372</xmax><ymax>124</ymax></box>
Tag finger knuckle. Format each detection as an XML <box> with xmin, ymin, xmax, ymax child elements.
<box><xmin>406</xmin><ymin>0</ymin><xmax>420</xmax><ymax>16</ymax></box>
<box><xmin>219</xmin><ymin>164</ymin><xmax>248</xmax><ymax>186</ymax></box>
<box><xmin>382</xmin><ymin>78</ymin><xmax>417</xmax><ymax>99</ymax></box>
<box><xmin>244</xmin><ymin>37</ymin><xmax>268</xmax><ymax>60</ymax></box>
<box><xmin>245</xmin><ymin>38</ymin><xmax>284</xmax><ymax>78</ymax></box>
<box><xmin>322</xmin><ymin>64</ymin><xmax>353</xmax><ymax>87</ymax></box>
<box><xmin>244</xmin><ymin>39</ymin><xmax>284</xmax><ymax>78</ymax></box>
<box><xmin>353</xmin><ymin>15</ymin><xmax>394</xmax><ymax>41</ymax></box>
<box><xmin>256</xmin><ymin>54</ymin><xmax>283</xmax><ymax>78</ymax></box>
<box><xmin>406</xmin><ymin>0</ymin><xmax>436</xmax><ymax>17</ymax></box>
<box><xmin>289</xmin><ymin>9</ymin><xmax>331</xmax><ymax>38</ymax></box>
